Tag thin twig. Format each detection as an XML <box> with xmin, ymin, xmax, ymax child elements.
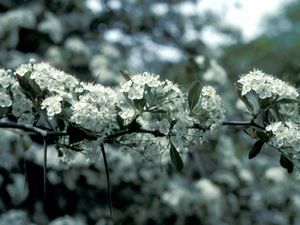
<box><xmin>43</xmin><ymin>136</ymin><xmax>48</xmax><ymax>202</ymax></box>
<box><xmin>101</xmin><ymin>144</ymin><xmax>112</xmax><ymax>217</ymax></box>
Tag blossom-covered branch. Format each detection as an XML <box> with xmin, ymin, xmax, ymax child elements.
<box><xmin>0</xmin><ymin>60</ymin><xmax>299</xmax><ymax>173</ymax></box>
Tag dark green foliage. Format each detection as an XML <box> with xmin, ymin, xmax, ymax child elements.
<box><xmin>170</xmin><ymin>142</ymin><xmax>183</xmax><ymax>172</ymax></box>
<box><xmin>280</xmin><ymin>154</ymin><xmax>294</xmax><ymax>173</ymax></box>
<box><xmin>188</xmin><ymin>81</ymin><xmax>202</xmax><ymax>111</ymax></box>
<box><xmin>248</xmin><ymin>140</ymin><xmax>264</xmax><ymax>159</ymax></box>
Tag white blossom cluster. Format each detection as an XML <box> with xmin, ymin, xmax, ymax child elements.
<box><xmin>192</xmin><ymin>86</ymin><xmax>225</xmax><ymax>131</ymax></box>
<box><xmin>266</xmin><ymin>121</ymin><xmax>300</xmax><ymax>153</ymax></box>
<box><xmin>14</xmin><ymin>61</ymin><xmax>120</xmax><ymax>136</ymax></box>
<box><xmin>118</xmin><ymin>133</ymin><xmax>169</xmax><ymax>162</ymax></box>
<box><xmin>0</xmin><ymin>60</ymin><xmax>227</xmax><ymax>165</ymax></box>
<box><xmin>120</xmin><ymin>72</ymin><xmax>185</xmax><ymax>116</ymax></box>
<box><xmin>238</xmin><ymin>69</ymin><xmax>300</xmax><ymax>165</ymax></box>
<box><xmin>70</xmin><ymin>82</ymin><xmax>119</xmax><ymax>135</ymax></box>
<box><xmin>0</xmin><ymin>68</ymin><xmax>34</xmax><ymax>124</ymax></box>
<box><xmin>0</xmin><ymin>69</ymin><xmax>14</xmax><ymax>109</ymax></box>
<box><xmin>169</xmin><ymin>86</ymin><xmax>225</xmax><ymax>153</ymax></box>
<box><xmin>238</xmin><ymin>69</ymin><xmax>299</xmax><ymax>100</ymax></box>
<box><xmin>119</xmin><ymin>72</ymin><xmax>225</xmax><ymax>158</ymax></box>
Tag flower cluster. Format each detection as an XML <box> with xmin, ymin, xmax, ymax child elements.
<box><xmin>0</xmin><ymin>69</ymin><xmax>13</xmax><ymax>109</ymax></box>
<box><xmin>119</xmin><ymin>73</ymin><xmax>226</xmax><ymax>162</ymax></box>
<box><xmin>192</xmin><ymin>86</ymin><xmax>225</xmax><ymax>131</ymax></box>
<box><xmin>70</xmin><ymin>83</ymin><xmax>119</xmax><ymax>135</ymax></box>
<box><xmin>238</xmin><ymin>69</ymin><xmax>300</xmax><ymax>170</ymax></box>
<box><xmin>0</xmin><ymin>60</ymin><xmax>227</xmax><ymax>168</ymax></box>
<box><xmin>238</xmin><ymin>69</ymin><xmax>299</xmax><ymax>100</ymax></box>
<box><xmin>120</xmin><ymin>72</ymin><xmax>185</xmax><ymax>116</ymax></box>
<box><xmin>266</xmin><ymin>121</ymin><xmax>300</xmax><ymax>153</ymax></box>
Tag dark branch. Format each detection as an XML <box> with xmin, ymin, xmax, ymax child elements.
<box><xmin>105</xmin><ymin>127</ymin><xmax>165</xmax><ymax>142</ymax></box>
<box><xmin>0</xmin><ymin>122</ymin><xmax>67</xmax><ymax>137</ymax></box>
<box><xmin>222</xmin><ymin>120</ymin><xmax>265</xmax><ymax>130</ymax></box>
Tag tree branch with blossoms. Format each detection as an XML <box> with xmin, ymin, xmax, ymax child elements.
<box><xmin>0</xmin><ymin>60</ymin><xmax>299</xmax><ymax>215</ymax></box>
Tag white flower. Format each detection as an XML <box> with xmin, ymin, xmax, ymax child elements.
<box><xmin>201</xmin><ymin>86</ymin><xmax>216</xmax><ymax>97</ymax></box>
<box><xmin>266</xmin><ymin>121</ymin><xmax>300</xmax><ymax>151</ymax></box>
<box><xmin>119</xmin><ymin>108</ymin><xmax>135</xmax><ymax>124</ymax></box>
<box><xmin>120</xmin><ymin>72</ymin><xmax>162</xmax><ymax>100</ymax></box>
<box><xmin>265</xmin><ymin>167</ymin><xmax>286</xmax><ymax>183</ymax></box>
<box><xmin>70</xmin><ymin>84</ymin><xmax>118</xmax><ymax>134</ymax></box>
<box><xmin>192</xmin><ymin>85</ymin><xmax>225</xmax><ymax>130</ymax></box>
<box><xmin>0</xmin><ymin>69</ymin><xmax>13</xmax><ymax>89</ymax></box>
<box><xmin>156</xmin><ymin>118</ymin><xmax>170</xmax><ymax>135</ymax></box>
<box><xmin>0</xmin><ymin>92</ymin><xmax>12</xmax><ymax>108</ymax></box>
<box><xmin>14</xmin><ymin>63</ymin><xmax>32</xmax><ymax>77</ymax></box>
<box><xmin>128</xmin><ymin>83</ymin><xmax>144</xmax><ymax>100</ymax></box>
<box><xmin>41</xmin><ymin>95</ymin><xmax>63</xmax><ymax>116</ymax></box>
<box><xmin>238</xmin><ymin>69</ymin><xmax>299</xmax><ymax>100</ymax></box>
<box><xmin>194</xmin><ymin>179</ymin><xmax>221</xmax><ymax>202</ymax></box>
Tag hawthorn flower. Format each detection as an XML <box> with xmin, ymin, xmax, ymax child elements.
<box><xmin>192</xmin><ymin>86</ymin><xmax>225</xmax><ymax>130</ymax></box>
<box><xmin>238</xmin><ymin>69</ymin><xmax>299</xmax><ymax>100</ymax></box>
<box><xmin>70</xmin><ymin>83</ymin><xmax>119</xmax><ymax>134</ymax></box>
<box><xmin>0</xmin><ymin>92</ymin><xmax>12</xmax><ymax>108</ymax></box>
<box><xmin>41</xmin><ymin>95</ymin><xmax>63</xmax><ymax>116</ymax></box>
<box><xmin>120</xmin><ymin>72</ymin><xmax>161</xmax><ymax>100</ymax></box>
<box><xmin>155</xmin><ymin>118</ymin><xmax>171</xmax><ymax>135</ymax></box>
<box><xmin>0</xmin><ymin>69</ymin><xmax>14</xmax><ymax>89</ymax></box>
<box><xmin>118</xmin><ymin>108</ymin><xmax>135</xmax><ymax>124</ymax></box>
<box><xmin>266</xmin><ymin>121</ymin><xmax>300</xmax><ymax>152</ymax></box>
<box><xmin>14</xmin><ymin>63</ymin><xmax>32</xmax><ymax>77</ymax></box>
<box><xmin>15</xmin><ymin>61</ymin><xmax>80</xmax><ymax>95</ymax></box>
<box><xmin>128</xmin><ymin>83</ymin><xmax>144</xmax><ymax>99</ymax></box>
<box><xmin>118</xmin><ymin>133</ymin><xmax>168</xmax><ymax>162</ymax></box>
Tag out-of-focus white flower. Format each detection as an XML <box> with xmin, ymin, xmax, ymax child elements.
<box><xmin>265</xmin><ymin>167</ymin><xmax>287</xmax><ymax>183</ymax></box>
<box><xmin>0</xmin><ymin>209</ymin><xmax>29</xmax><ymax>225</ymax></box>
<box><xmin>195</xmin><ymin>178</ymin><xmax>221</xmax><ymax>202</ymax></box>
<box><xmin>6</xmin><ymin>174</ymin><xmax>29</xmax><ymax>205</ymax></box>
<box><xmin>38</xmin><ymin>12</ymin><xmax>63</xmax><ymax>43</ymax></box>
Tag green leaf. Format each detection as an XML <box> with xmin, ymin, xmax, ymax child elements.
<box><xmin>188</xmin><ymin>81</ymin><xmax>202</xmax><ymax>111</ymax></box>
<box><xmin>280</xmin><ymin>154</ymin><xmax>294</xmax><ymax>173</ymax></box>
<box><xmin>120</xmin><ymin>69</ymin><xmax>131</xmax><ymax>81</ymax></box>
<box><xmin>248</xmin><ymin>140</ymin><xmax>264</xmax><ymax>159</ymax></box>
<box><xmin>170</xmin><ymin>143</ymin><xmax>184</xmax><ymax>172</ymax></box>
<box><xmin>256</xmin><ymin>131</ymin><xmax>270</xmax><ymax>142</ymax></box>
<box><xmin>235</xmin><ymin>83</ymin><xmax>253</xmax><ymax>112</ymax></box>
<box><xmin>133</xmin><ymin>99</ymin><xmax>146</xmax><ymax>112</ymax></box>
<box><xmin>276</xmin><ymin>98</ymin><xmax>299</xmax><ymax>105</ymax></box>
<box><xmin>243</xmin><ymin>127</ymin><xmax>257</xmax><ymax>139</ymax></box>
<box><xmin>116</xmin><ymin>114</ymin><xmax>125</xmax><ymax>128</ymax></box>
<box><xmin>245</xmin><ymin>91</ymin><xmax>260</xmax><ymax>116</ymax></box>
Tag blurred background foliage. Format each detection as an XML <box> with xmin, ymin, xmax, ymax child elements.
<box><xmin>221</xmin><ymin>0</ymin><xmax>300</xmax><ymax>86</ymax></box>
<box><xmin>0</xmin><ymin>0</ymin><xmax>300</xmax><ymax>225</ymax></box>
